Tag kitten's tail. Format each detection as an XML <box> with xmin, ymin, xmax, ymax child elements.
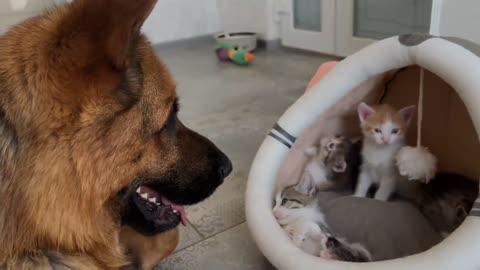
<box><xmin>326</xmin><ymin>237</ymin><xmax>373</xmax><ymax>262</ymax></box>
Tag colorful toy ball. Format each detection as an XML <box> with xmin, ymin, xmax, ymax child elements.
<box><xmin>215</xmin><ymin>43</ymin><xmax>255</xmax><ymax>65</ymax></box>
<box><xmin>216</xmin><ymin>48</ymin><xmax>231</xmax><ymax>61</ymax></box>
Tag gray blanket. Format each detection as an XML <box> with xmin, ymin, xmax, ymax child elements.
<box><xmin>319</xmin><ymin>192</ymin><xmax>442</xmax><ymax>261</ymax></box>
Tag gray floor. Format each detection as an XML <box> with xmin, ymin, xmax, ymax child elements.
<box><xmin>154</xmin><ymin>40</ymin><xmax>334</xmax><ymax>270</ymax></box>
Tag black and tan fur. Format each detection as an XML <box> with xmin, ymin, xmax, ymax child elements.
<box><xmin>0</xmin><ymin>0</ymin><xmax>232</xmax><ymax>269</ymax></box>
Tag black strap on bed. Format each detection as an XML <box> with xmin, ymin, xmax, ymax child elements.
<box><xmin>268</xmin><ymin>123</ymin><xmax>297</xmax><ymax>149</ymax></box>
<box><xmin>470</xmin><ymin>189</ymin><xmax>480</xmax><ymax>217</ymax></box>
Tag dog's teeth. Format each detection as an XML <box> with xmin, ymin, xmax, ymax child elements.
<box><xmin>155</xmin><ymin>202</ymin><xmax>161</xmax><ymax>206</ymax></box>
<box><xmin>173</xmin><ymin>209</ymin><xmax>178</xmax><ymax>214</ymax></box>
<box><xmin>140</xmin><ymin>193</ymin><xmax>148</xmax><ymax>200</ymax></box>
<box><xmin>148</xmin><ymin>197</ymin><xmax>156</xmax><ymax>203</ymax></box>
<box><xmin>136</xmin><ymin>187</ymin><xmax>141</xmax><ymax>194</ymax></box>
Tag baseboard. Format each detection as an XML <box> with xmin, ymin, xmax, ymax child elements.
<box><xmin>153</xmin><ymin>35</ymin><xmax>215</xmax><ymax>51</ymax></box>
<box><xmin>153</xmin><ymin>35</ymin><xmax>283</xmax><ymax>52</ymax></box>
<box><xmin>257</xmin><ymin>39</ymin><xmax>282</xmax><ymax>50</ymax></box>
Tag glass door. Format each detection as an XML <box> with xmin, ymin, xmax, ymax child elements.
<box><xmin>281</xmin><ymin>0</ymin><xmax>335</xmax><ymax>54</ymax></box>
<box><xmin>336</xmin><ymin>0</ymin><xmax>433</xmax><ymax>56</ymax></box>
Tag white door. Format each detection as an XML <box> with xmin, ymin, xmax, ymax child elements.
<box><xmin>280</xmin><ymin>0</ymin><xmax>336</xmax><ymax>54</ymax></box>
<box><xmin>336</xmin><ymin>0</ymin><xmax>434</xmax><ymax>57</ymax></box>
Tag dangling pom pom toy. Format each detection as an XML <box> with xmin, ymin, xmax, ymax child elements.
<box><xmin>397</xmin><ymin>146</ymin><xmax>437</xmax><ymax>182</ymax></box>
<box><xmin>396</xmin><ymin>68</ymin><xmax>437</xmax><ymax>183</ymax></box>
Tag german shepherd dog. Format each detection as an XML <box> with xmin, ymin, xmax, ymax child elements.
<box><xmin>0</xmin><ymin>0</ymin><xmax>232</xmax><ymax>269</ymax></box>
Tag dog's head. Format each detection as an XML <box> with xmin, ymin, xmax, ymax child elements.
<box><xmin>0</xmin><ymin>0</ymin><xmax>231</xmax><ymax>264</ymax></box>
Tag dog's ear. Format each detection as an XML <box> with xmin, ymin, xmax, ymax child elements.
<box><xmin>57</xmin><ymin>0</ymin><xmax>157</xmax><ymax>71</ymax></box>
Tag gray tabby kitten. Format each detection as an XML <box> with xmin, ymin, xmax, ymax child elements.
<box><xmin>296</xmin><ymin>135</ymin><xmax>360</xmax><ymax>195</ymax></box>
<box><xmin>396</xmin><ymin>172</ymin><xmax>479</xmax><ymax>237</ymax></box>
<box><xmin>274</xmin><ymin>136</ymin><xmax>359</xmax><ymax>225</ymax></box>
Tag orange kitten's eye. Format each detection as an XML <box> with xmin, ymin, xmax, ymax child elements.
<box><xmin>374</xmin><ymin>128</ymin><xmax>381</xmax><ymax>133</ymax></box>
<box><xmin>391</xmin><ymin>128</ymin><xmax>399</xmax><ymax>134</ymax></box>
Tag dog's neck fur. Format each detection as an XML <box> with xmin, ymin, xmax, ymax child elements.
<box><xmin>0</xmin><ymin>21</ymin><xmax>127</xmax><ymax>270</ymax></box>
<box><xmin>0</xmin><ymin>105</ymin><xmax>126</xmax><ymax>269</ymax></box>
<box><xmin>0</xmin><ymin>110</ymin><xmax>18</xmax><ymax>179</ymax></box>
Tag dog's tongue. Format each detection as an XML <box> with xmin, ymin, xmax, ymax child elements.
<box><xmin>161</xmin><ymin>196</ymin><xmax>187</xmax><ymax>226</ymax></box>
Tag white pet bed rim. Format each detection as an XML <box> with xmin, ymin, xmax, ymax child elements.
<box><xmin>246</xmin><ymin>34</ymin><xmax>480</xmax><ymax>270</ymax></box>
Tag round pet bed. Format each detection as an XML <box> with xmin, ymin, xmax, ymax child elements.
<box><xmin>246</xmin><ymin>34</ymin><xmax>480</xmax><ymax>270</ymax></box>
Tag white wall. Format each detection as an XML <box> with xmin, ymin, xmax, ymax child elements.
<box><xmin>142</xmin><ymin>0</ymin><xmax>221</xmax><ymax>44</ymax></box>
<box><xmin>437</xmin><ymin>0</ymin><xmax>480</xmax><ymax>44</ymax></box>
<box><xmin>0</xmin><ymin>0</ymin><xmax>55</xmax><ymax>33</ymax></box>
<box><xmin>0</xmin><ymin>0</ymin><xmax>222</xmax><ymax>44</ymax></box>
<box><xmin>1</xmin><ymin>0</ymin><xmax>284</xmax><ymax>44</ymax></box>
<box><xmin>217</xmin><ymin>0</ymin><xmax>280</xmax><ymax>40</ymax></box>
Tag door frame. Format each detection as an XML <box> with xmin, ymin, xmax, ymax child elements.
<box><xmin>280</xmin><ymin>0</ymin><xmax>336</xmax><ymax>54</ymax></box>
<box><xmin>429</xmin><ymin>0</ymin><xmax>443</xmax><ymax>35</ymax></box>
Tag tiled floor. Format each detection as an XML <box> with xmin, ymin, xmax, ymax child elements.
<box><xmin>154</xmin><ymin>40</ymin><xmax>334</xmax><ymax>270</ymax></box>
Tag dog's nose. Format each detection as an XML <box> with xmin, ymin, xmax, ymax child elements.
<box><xmin>216</xmin><ymin>148</ymin><xmax>233</xmax><ymax>178</ymax></box>
<box><xmin>219</xmin><ymin>157</ymin><xmax>233</xmax><ymax>178</ymax></box>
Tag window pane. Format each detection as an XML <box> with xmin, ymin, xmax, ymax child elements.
<box><xmin>294</xmin><ymin>0</ymin><xmax>322</xmax><ymax>32</ymax></box>
<box><xmin>354</xmin><ymin>0</ymin><xmax>432</xmax><ymax>40</ymax></box>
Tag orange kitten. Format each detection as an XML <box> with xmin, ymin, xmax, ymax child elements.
<box><xmin>354</xmin><ymin>103</ymin><xmax>415</xmax><ymax>201</ymax></box>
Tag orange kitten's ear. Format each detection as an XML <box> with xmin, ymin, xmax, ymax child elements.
<box><xmin>358</xmin><ymin>103</ymin><xmax>376</xmax><ymax>123</ymax></box>
<box><xmin>398</xmin><ymin>106</ymin><xmax>416</xmax><ymax>126</ymax></box>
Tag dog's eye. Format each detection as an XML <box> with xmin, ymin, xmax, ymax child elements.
<box><xmin>281</xmin><ymin>198</ymin><xmax>288</xmax><ymax>205</ymax></box>
<box><xmin>155</xmin><ymin>98</ymin><xmax>180</xmax><ymax>137</ymax></box>
<box><xmin>374</xmin><ymin>128</ymin><xmax>381</xmax><ymax>133</ymax></box>
<box><xmin>391</xmin><ymin>128</ymin><xmax>399</xmax><ymax>134</ymax></box>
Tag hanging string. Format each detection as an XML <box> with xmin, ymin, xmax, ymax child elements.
<box><xmin>417</xmin><ymin>68</ymin><xmax>424</xmax><ymax>147</ymax></box>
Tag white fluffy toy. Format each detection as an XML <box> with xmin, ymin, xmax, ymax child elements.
<box><xmin>396</xmin><ymin>69</ymin><xmax>437</xmax><ymax>183</ymax></box>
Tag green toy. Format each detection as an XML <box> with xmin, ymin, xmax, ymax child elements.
<box><xmin>215</xmin><ymin>43</ymin><xmax>255</xmax><ymax>65</ymax></box>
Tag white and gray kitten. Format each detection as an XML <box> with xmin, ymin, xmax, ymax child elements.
<box><xmin>273</xmin><ymin>184</ymin><xmax>328</xmax><ymax>256</ymax></box>
<box><xmin>273</xmin><ymin>184</ymin><xmax>326</xmax><ymax>226</ymax></box>
<box><xmin>273</xmin><ymin>185</ymin><xmax>371</xmax><ymax>262</ymax></box>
